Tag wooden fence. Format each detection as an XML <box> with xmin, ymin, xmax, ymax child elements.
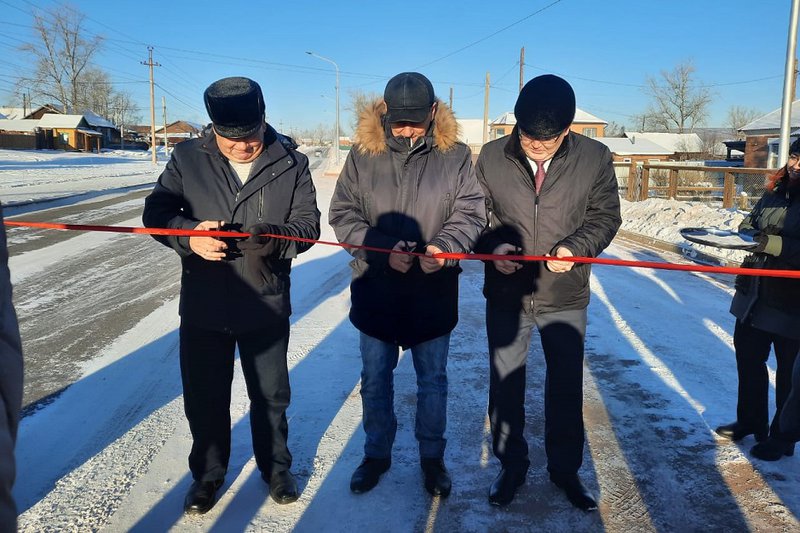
<box><xmin>615</xmin><ymin>162</ymin><xmax>771</xmax><ymax>210</ymax></box>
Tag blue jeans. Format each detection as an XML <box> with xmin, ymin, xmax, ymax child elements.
<box><xmin>359</xmin><ymin>332</ymin><xmax>450</xmax><ymax>459</ymax></box>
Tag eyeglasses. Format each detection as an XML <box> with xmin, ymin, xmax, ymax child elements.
<box><xmin>518</xmin><ymin>128</ymin><xmax>564</xmax><ymax>147</ymax></box>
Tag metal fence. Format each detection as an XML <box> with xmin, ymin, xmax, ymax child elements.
<box><xmin>615</xmin><ymin>162</ymin><xmax>772</xmax><ymax>210</ymax></box>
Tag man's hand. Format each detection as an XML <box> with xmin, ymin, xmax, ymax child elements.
<box><xmin>189</xmin><ymin>220</ymin><xmax>227</xmax><ymax>261</ymax></box>
<box><xmin>545</xmin><ymin>246</ymin><xmax>574</xmax><ymax>273</ymax></box>
<box><xmin>238</xmin><ymin>223</ymin><xmax>279</xmax><ymax>256</ymax></box>
<box><xmin>388</xmin><ymin>240</ymin><xmax>416</xmax><ymax>273</ymax></box>
<box><xmin>492</xmin><ymin>243</ymin><xmax>522</xmax><ymax>275</ymax></box>
<box><xmin>420</xmin><ymin>244</ymin><xmax>446</xmax><ymax>274</ymax></box>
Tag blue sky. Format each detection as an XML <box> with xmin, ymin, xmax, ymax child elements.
<box><xmin>0</xmin><ymin>0</ymin><xmax>795</xmax><ymax>135</ymax></box>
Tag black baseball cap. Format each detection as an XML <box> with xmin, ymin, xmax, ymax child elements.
<box><xmin>384</xmin><ymin>72</ymin><xmax>435</xmax><ymax>124</ymax></box>
<box><xmin>204</xmin><ymin>77</ymin><xmax>265</xmax><ymax>139</ymax></box>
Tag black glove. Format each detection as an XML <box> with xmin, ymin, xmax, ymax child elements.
<box><xmin>754</xmin><ymin>233</ymin><xmax>782</xmax><ymax>256</ymax></box>
<box><xmin>237</xmin><ymin>223</ymin><xmax>281</xmax><ymax>256</ymax></box>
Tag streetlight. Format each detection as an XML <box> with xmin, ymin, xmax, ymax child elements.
<box><xmin>306</xmin><ymin>51</ymin><xmax>340</xmax><ymax>164</ymax></box>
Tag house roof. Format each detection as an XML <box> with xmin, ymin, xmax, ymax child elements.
<box><xmin>81</xmin><ymin>110</ymin><xmax>116</xmax><ymax>129</ymax></box>
<box><xmin>456</xmin><ymin>118</ymin><xmax>488</xmax><ymax>144</ymax></box>
<box><xmin>38</xmin><ymin>114</ymin><xmax>88</xmax><ymax>129</ymax></box>
<box><xmin>0</xmin><ymin>119</ymin><xmax>39</xmax><ymax>133</ymax></box>
<box><xmin>741</xmin><ymin>100</ymin><xmax>800</xmax><ymax>132</ymax></box>
<box><xmin>0</xmin><ymin>107</ymin><xmax>25</xmax><ymax>120</ymax></box>
<box><xmin>595</xmin><ymin>137</ymin><xmax>673</xmax><ymax>156</ymax></box>
<box><xmin>624</xmin><ymin>131</ymin><xmax>704</xmax><ymax>152</ymax></box>
<box><xmin>490</xmin><ymin>108</ymin><xmax>607</xmax><ymax>126</ymax></box>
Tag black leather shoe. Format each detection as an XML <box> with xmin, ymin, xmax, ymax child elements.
<box><xmin>488</xmin><ymin>467</ymin><xmax>527</xmax><ymax>506</ymax></box>
<box><xmin>750</xmin><ymin>438</ymin><xmax>795</xmax><ymax>461</ymax></box>
<box><xmin>263</xmin><ymin>470</ymin><xmax>299</xmax><ymax>504</ymax></box>
<box><xmin>350</xmin><ymin>457</ymin><xmax>391</xmax><ymax>494</ymax></box>
<box><xmin>421</xmin><ymin>458</ymin><xmax>452</xmax><ymax>498</ymax></box>
<box><xmin>550</xmin><ymin>473</ymin><xmax>597</xmax><ymax>512</ymax></box>
<box><xmin>184</xmin><ymin>479</ymin><xmax>223</xmax><ymax>515</ymax></box>
<box><xmin>715</xmin><ymin>421</ymin><xmax>768</xmax><ymax>442</ymax></box>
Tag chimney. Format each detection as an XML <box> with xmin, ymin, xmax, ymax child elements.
<box><xmin>631</xmin><ymin>135</ymin><xmax>636</xmax><ymax>144</ymax></box>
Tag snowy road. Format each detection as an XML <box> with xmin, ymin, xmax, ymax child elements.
<box><xmin>7</xmin><ymin>155</ymin><xmax>800</xmax><ymax>531</ymax></box>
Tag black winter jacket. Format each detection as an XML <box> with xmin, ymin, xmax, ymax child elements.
<box><xmin>142</xmin><ymin>125</ymin><xmax>320</xmax><ymax>333</ymax></box>
<box><xmin>476</xmin><ymin>128</ymin><xmax>621</xmax><ymax>314</ymax></box>
<box><xmin>329</xmin><ymin>99</ymin><xmax>486</xmax><ymax>347</ymax></box>
<box><xmin>731</xmin><ymin>172</ymin><xmax>800</xmax><ymax>338</ymax></box>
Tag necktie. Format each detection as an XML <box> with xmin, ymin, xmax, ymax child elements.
<box><xmin>534</xmin><ymin>160</ymin><xmax>546</xmax><ymax>193</ymax></box>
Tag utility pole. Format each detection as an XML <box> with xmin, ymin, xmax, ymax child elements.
<box><xmin>162</xmin><ymin>96</ymin><xmax>168</xmax><ymax>155</ymax></box>
<box><xmin>141</xmin><ymin>46</ymin><xmax>160</xmax><ymax>165</ymax></box>
<box><xmin>519</xmin><ymin>47</ymin><xmax>525</xmax><ymax>92</ymax></box>
<box><xmin>449</xmin><ymin>87</ymin><xmax>453</xmax><ymax>111</ymax></box>
<box><xmin>483</xmin><ymin>72</ymin><xmax>490</xmax><ymax>145</ymax></box>
<box><xmin>779</xmin><ymin>0</ymin><xmax>800</xmax><ymax>166</ymax></box>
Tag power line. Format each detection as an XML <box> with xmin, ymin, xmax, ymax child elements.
<box><xmin>416</xmin><ymin>0</ymin><xmax>565</xmax><ymax>69</ymax></box>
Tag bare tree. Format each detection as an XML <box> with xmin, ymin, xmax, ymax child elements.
<box><xmin>345</xmin><ymin>89</ymin><xmax>381</xmax><ymax>133</ymax></box>
<box><xmin>19</xmin><ymin>4</ymin><xmax>103</xmax><ymax>114</ymax></box>
<box><xmin>109</xmin><ymin>91</ymin><xmax>141</xmax><ymax>127</ymax></box>
<box><xmin>604</xmin><ymin>121</ymin><xmax>625</xmax><ymax>137</ymax></box>
<box><xmin>642</xmin><ymin>61</ymin><xmax>712</xmax><ymax>133</ymax></box>
<box><xmin>726</xmin><ymin>105</ymin><xmax>761</xmax><ymax>139</ymax></box>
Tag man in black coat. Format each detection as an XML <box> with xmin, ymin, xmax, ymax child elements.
<box><xmin>329</xmin><ymin>72</ymin><xmax>485</xmax><ymax>498</ymax></box>
<box><xmin>143</xmin><ymin>77</ymin><xmax>320</xmax><ymax>514</ymax></box>
<box><xmin>0</xmin><ymin>204</ymin><xmax>23</xmax><ymax>532</ymax></box>
<box><xmin>476</xmin><ymin>75</ymin><xmax>621</xmax><ymax>510</ymax></box>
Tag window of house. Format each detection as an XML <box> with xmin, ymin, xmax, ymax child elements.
<box><xmin>622</xmin><ymin>158</ymin><xmax>632</xmax><ymax>163</ymax></box>
<box><xmin>582</xmin><ymin>127</ymin><xmax>597</xmax><ymax>138</ymax></box>
<box><xmin>496</xmin><ymin>128</ymin><xmax>506</xmax><ymax>137</ymax></box>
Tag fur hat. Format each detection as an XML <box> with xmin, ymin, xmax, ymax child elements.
<box><xmin>790</xmin><ymin>137</ymin><xmax>800</xmax><ymax>156</ymax></box>
<box><xmin>383</xmin><ymin>72</ymin><xmax>435</xmax><ymax>124</ymax></box>
<box><xmin>203</xmin><ymin>77</ymin><xmax>265</xmax><ymax>139</ymax></box>
<box><xmin>514</xmin><ymin>74</ymin><xmax>576</xmax><ymax>138</ymax></box>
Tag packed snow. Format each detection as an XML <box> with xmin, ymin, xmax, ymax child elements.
<box><xmin>1</xmin><ymin>147</ymin><xmax>798</xmax><ymax>532</ymax></box>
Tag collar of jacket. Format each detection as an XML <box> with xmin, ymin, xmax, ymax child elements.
<box><xmin>503</xmin><ymin>124</ymin><xmax>572</xmax><ymax>165</ymax></box>
<box><xmin>199</xmin><ymin>123</ymin><xmax>295</xmax><ymax>183</ymax></box>
<box><xmin>353</xmin><ymin>97</ymin><xmax>460</xmax><ymax>156</ymax></box>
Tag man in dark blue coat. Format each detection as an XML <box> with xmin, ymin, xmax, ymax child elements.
<box><xmin>143</xmin><ymin>77</ymin><xmax>320</xmax><ymax>514</ymax></box>
<box><xmin>0</xmin><ymin>204</ymin><xmax>23</xmax><ymax>532</ymax></box>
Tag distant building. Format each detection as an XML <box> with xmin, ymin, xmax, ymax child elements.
<box><xmin>155</xmin><ymin>120</ymin><xmax>203</xmax><ymax>146</ymax></box>
<box><xmin>37</xmin><ymin>114</ymin><xmax>103</xmax><ymax>152</ymax></box>
<box><xmin>488</xmin><ymin>108</ymin><xmax>608</xmax><ymax>141</ymax></box>
<box><xmin>623</xmin><ymin>132</ymin><xmax>704</xmax><ymax>161</ymax></box>
<box><xmin>595</xmin><ymin>136</ymin><xmax>673</xmax><ymax>164</ymax></box>
<box><xmin>739</xmin><ymin>100</ymin><xmax>800</xmax><ymax>168</ymax></box>
<box><xmin>456</xmin><ymin>118</ymin><xmax>488</xmax><ymax>156</ymax></box>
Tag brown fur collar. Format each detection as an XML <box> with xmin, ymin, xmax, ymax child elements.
<box><xmin>354</xmin><ymin>98</ymin><xmax>461</xmax><ymax>155</ymax></box>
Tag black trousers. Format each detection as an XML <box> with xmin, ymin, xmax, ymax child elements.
<box><xmin>487</xmin><ymin>302</ymin><xmax>587</xmax><ymax>475</ymax></box>
<box><xmin>734</xmin><ymin>319</ymin><xmax>799</xmax><ymax>439</ymax></box>
<box><xmin>180</xmin><ymin>319</ymin><xmax>292</xmax><ymax>483</ymax></box>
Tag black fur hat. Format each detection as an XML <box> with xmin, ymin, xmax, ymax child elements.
<box><xmin>514</xmin><ymin>74</ymin><xmax>576</xmax><ymax>138</ymax></box>
<box><xmin>790</xmin><ymin>137</ymin><xmax>800</xmax><ymax>155</ymax></box>
<box><xmin>203</xmin><ymin>77</ymin><xmax>265</xmax><ymax>139</ymax></box>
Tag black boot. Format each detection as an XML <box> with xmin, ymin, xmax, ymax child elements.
<box><xmin>750</xmin><ymin>438</ymin><xmax>795</xmax><ymax>461</ymax></box>
<box><xmin>421</xmin><ymin>458</ymin><xmax>452</xmax><ymax>498</ymax></box>
<box><xmin>715</xmin><ymin>421</ymin><xmax>768</xmax><ymax>442</ymax></box>
<box><xmin>549</xmin><ymin>472</ymin><xmax>598</xmax><ymax>512</ymax></box>
<box><xmin>184</xmin><ymin>479</ymin><xmax>223</xmax><ymax>515</ymax></box>
<box><xmin>488</xmin><ymin>466</ymin><xmax>527</xmax><ymax>506</ymax></box>
<box><xmin>350</xmin><ymin>457</ymin><xmax>391</xmax><ymax>494</ymax></box>
<box><xmin>263</xmin><ymin>470</ymin><xmax>299</xmax><ymax>504</ymax></box>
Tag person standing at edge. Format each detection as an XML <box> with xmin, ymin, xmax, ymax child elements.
<box><xmin>0</xmin><ymin>204</ymin><xmax>23</xmax><ymax>533</ymax></box>
<box><xmin>475</xmin><ymin>74</ymin><xmax>621</xmax><ymax>510</ymax></box>
<box><xmin>715</xmin><ymin>138</ymin><xmax>800</xmax><ymax>461</ymax></box>
<box><xmin>142</xmin><ymin>77</ymin><xmax>320</xmax><ymax>514</ymax></box>
<box><xmin>329</xmin><ymin>72</ymin><xmax>486</xmax><ymax>498</ymax></box>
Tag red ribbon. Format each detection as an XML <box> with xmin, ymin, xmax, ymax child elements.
<box><xmin>5</xmin><ymin>219</ymin><xmax>800</xmax><ymax>279</ymax></box>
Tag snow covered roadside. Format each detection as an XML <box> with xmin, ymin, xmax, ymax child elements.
<box><xmin>0</xmin><ymin>149</ymin><xmax>165</xmax><ymax>207</ymax></box>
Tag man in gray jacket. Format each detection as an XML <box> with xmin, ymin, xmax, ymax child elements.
<box><xmin>329</xmin><ymin>72</ymin><xmax>485</xmax><ymax>498</ymax></box>
<box><xmin>476</xmin><ymin>75</ymin><xmax>621</xmax><ymax>510</ymax></box>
